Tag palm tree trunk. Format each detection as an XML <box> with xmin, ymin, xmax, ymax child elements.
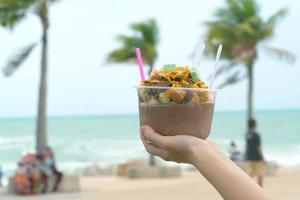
<box><xmin>148</xmin><ymin>62</ymin><xmax>154</xmax><ymax>75</ymax></box>
<box><xmin>36</xmin><ymin>22</ymin><xmax>49</xmax><ymax>152</ymax></box>
<box><xmin>246</xmin><ymin>61</ymin><xmax>254</xmax><ymax>129</ymax></box>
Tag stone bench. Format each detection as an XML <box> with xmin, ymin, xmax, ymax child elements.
<box><xmin>159</xmin><ymin>166</ymin><xmax>181</xmax><ymax>178</ymax></box>
<box><xmin>57</xmin><ymin>174</ymin><xmax>80</xmax><ymax>192</ymax></box>
<box><xmin>127</xmin><ymin>166</ymin><xmax>181</xmax><ymax>179</ymax></box>
<box><xmin>117</xmin><ymin>159</ymin><xmax>148</xmax><ymax>177</ymax></box>
<box><xmin>117</xmin><ymin>159</ymin><xmax>181</xmax><ymax>179</ymax></box>
<box><xmin>83</xmin><ymin>165</ymin><xmax>114</xmax><ymax>176</ymax></box>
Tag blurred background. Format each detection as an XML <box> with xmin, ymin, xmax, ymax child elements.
<box><xmin>0</xmin><ymin>0</ymin><xmax>299</xmax><ymax>199</ymax></box>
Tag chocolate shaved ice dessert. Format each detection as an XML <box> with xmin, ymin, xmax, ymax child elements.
<box><xmin>138</xmin><ymin>65</ymin><xmax>216</xmax><ymax>139</ymax></box>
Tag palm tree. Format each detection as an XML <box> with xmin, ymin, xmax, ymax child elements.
<box><xmin>0</xmin><ymin>0</ymin><xmax>58</xmax><ymax>152</ymax></box>
<box><xmin>107</xmin><ymin>19</ymin><xmax>159</xmax><ymax>166</ymax></box>
<box><xmin>204</xmin><ymin>0</ymin><xmax>294</xmax><ymax>126</ymax></box>
<box><xmin>107</xmin><ymin>19</ymin><xmax>159</xmax><ymax>74</ymax></box>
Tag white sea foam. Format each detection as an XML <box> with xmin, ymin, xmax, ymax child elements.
<box><xmin>0</xmin><ymin>136</ymin><xmax>33</xmax><ymax>146</ymax></box>
<box><xmin>264</xmin><ymin>144</ymin><xmax>300</xmax><ymax>166</ymax></box>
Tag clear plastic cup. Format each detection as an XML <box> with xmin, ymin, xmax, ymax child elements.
<box><xmin>137</xmin><ymin>86</ymin><xmax>217</xmax><ymax>139</ymax></box>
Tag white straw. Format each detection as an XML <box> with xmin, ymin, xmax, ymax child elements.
<box><xmin>192</xmin><ymin>43</ymin><xmax>206</xmax><ymax>68</ymax></box>
<box><xmin>210</xmin><ymin>44</ymin><xmax>222</xmax><ymax>88</ymax></box>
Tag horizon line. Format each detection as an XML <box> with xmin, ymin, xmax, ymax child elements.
<box><xmin>0</xmin><ymin>108</ymin><xmax>299</xmax><ymax>119</ymax></box>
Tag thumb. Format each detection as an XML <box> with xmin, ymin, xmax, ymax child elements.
<box><xmin>140</xmin><ymin>125</ymin><xmax>168</xmax><ymax>149</ymax></box>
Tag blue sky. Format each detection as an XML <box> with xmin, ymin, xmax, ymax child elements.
<box><xmin>0</xmin><ymin>0</ymin><xmax>299</xmax><ymax>117</ymax></box>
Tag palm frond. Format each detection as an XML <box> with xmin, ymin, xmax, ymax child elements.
<box><xmin>214</xmin><ymin>8</ymin><xmax>239</xmax><ymax>25</ymax></box>
<box><xmin>131</xmin><ymin>19</ymin><xmax>159</xmax><ymax>45</ymax></box>
<box><xmin>106</xmin><ymin>19</ymin><xmax>158</xmax><ymax>68</ymax></box>
<box><xmin>226</xmin><ymin>0</ymin><xmax>244</xmax><ymax>21</ymax></box>
<box><xmin>217</xmin><ymin>70</ymin><xmax>247</xmax><ymax>89</ymax></box>
<box><xmin>265</xmin><ymin>47</ymin><xmax>296</xmax><ymax>63</ymax></box>
<box><xmin>0</xmin><ymin>0</ymin><xmax>36</xmax><ymax>29</ymax></box>
<box><xmin>107</xmin><ymin>48</ymin><xmax>135</xmax><ymax>63</ymax></box>
<box><xmin>2</xmin><ymin>42</ymin><xmax>37</xmax><ymax>76</ymax></box>
<box><xmin>235</xmin><ymin>16</ymin><xmax>265</xmax><ymax>42</ymax></box>
<box><xmin>266</xmin><ymin>8</ymin><xmax>287</xmax><ymax>26</ymax></box>
<box><xmin>204</xmin><ymin>0</ymin><xmax>291</xmax><ymax>72</ymax></box>
<box><xmin>214</xmin><ymin>62</ymin><xmax>238</xmax><ymax>78</ymax></box>
<box><xmin>241</xmin><ymin>0</ymin><xmax>259</xmax><ymax>18</ymax></box>
<box><xmin>225</xmin><ymin>0</ymin><xmax>258</xmax><ymax>21</ymax></box>
<box><xmin>116</xmin><ymin>35</ymin><xmax>143</xmax><ymax>47</ymax></box>
<box><xmin>107</xmin><ymin>35</ymin><xmax>148</xmax><ymax>63</ymax></box>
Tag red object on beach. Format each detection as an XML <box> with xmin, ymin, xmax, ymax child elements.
<box><xmin>14</xmin><ymin>153</ymin><xmax>41</xmax><ymax>195</ymax></box>
<box><xmin>13</xmin><ymin>172</ymin><xmax>31</xmax><ymax>195</ymax></box>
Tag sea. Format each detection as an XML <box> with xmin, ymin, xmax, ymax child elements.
<box><xmin>0</xmin><ymin>110</ymin><xmax>300</xmax><ymax>176</ymax></box>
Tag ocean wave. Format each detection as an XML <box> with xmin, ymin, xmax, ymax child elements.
<box><xmin>62</xmin><ymin>139</ymin><xmax>144</xmax><ymax>158</ymax></box>
<box><xmin>0</xmin><ymin>136</ymin><xmax>33</xmax><ymax>147</ymax></box>
<box><xmin>1</xmin><ymin>137</ymin><xmax>299</xmax><ymax>177</ymax></box>
<box><xmin>265</xmin><ymin>144</ymin><xmax>300</xmax><ymax>166</ymax></box>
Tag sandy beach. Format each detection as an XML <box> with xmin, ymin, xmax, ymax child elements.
<box><xmin>2</xmin><ymin>166</ymin><xmax>299</xmax><ymax>200</ymax></box>
<box><xmin>82</xmin><ymin>167</ymin><xmax>300</xmax><ymax>200</ymax></box>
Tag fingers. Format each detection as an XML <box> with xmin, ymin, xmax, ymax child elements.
<box><xmin>140</xmin><ymin>125</ymin><xmax>168</xmax><ymax>149</ymax></box>
<box><xmin>144</xmin><ymin>143</ymin><xmax>168</xmax><ymax>160</ymax></box>
<box><xmin>140</xmin><ymin>130</ymin><xmax>168</xmax><ymax>159</ymax></box>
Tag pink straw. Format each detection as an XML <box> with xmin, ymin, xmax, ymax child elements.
<box><xmin>135</xmin><ymin>48</ymin><xmax>146</xmax><ymax>80</ymax></box>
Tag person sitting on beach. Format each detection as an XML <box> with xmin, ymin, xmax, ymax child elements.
<box><xmin>37</xmin><ymin>148</ymin><xmax>63</xmax><ymax>193</ymax></box>
<box><xmin>37</xmin><ymin>152</ymin><xmax>51</xmax><ymax>193</ymax></box>
<box><xmin>140</xmin><ymin>125</ymin><xmax>271</xmax><ymax>200</ymax></box>
<box><xmin>229</xmin><ymin>141</ymin><xmax>242</xmax><ymax>161</ymax></box>
<box><xmin>45</xmin><ymin>147</ymin><xmax>63</xmax><ymax>192</ymax></box>
<box><xmin>246</xmin><ymin>119</ymin><xmax>265</xmax><ymax>187</ymax></box>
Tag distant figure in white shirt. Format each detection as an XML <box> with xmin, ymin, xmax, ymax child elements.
<box><xmin>229</xmin><ymin>141</ymin><xmax>242</xmax><ymax>161</ymax></box>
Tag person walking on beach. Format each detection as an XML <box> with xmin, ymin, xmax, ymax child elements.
<box><xmin>246</xmin><ymin>119</ymin><xmax>265</xmax><ymax>187</ymax></box>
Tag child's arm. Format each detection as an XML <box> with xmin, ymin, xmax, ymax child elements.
<box><xmin>140</xmin><ymin>125</ymin><xmax>271</xmax><ymax>200</ymax></box>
